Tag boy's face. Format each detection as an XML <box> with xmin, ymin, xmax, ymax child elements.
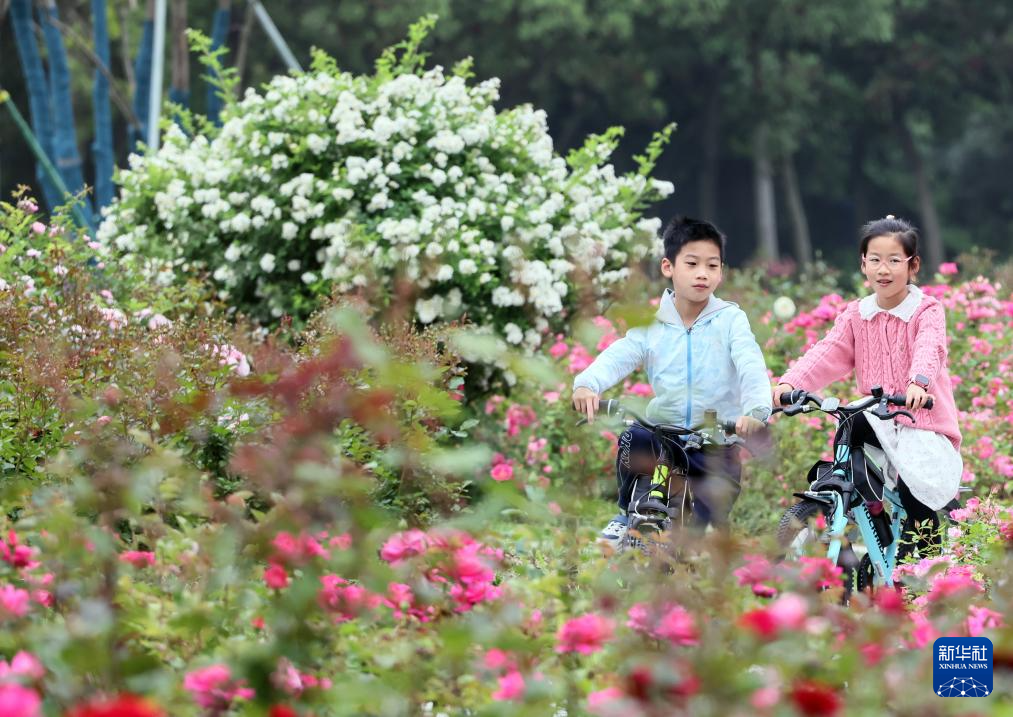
<box><xmin>661</xmin><ymin>240</ymin><xmax>723</xmax><ymax>303</ymax></box>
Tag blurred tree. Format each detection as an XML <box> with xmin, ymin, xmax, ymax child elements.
<box><xmin>10</xmin><ymin>0</ymin><xmax>60</xmax><ymax>208</ymax></box>
<box><xmin>91</xmin><ymin>0</ymin><xmax>114</xmax><ymax>208</ymax></box>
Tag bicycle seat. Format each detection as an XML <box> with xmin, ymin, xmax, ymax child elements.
<box><xmin>808</xmin><ymin>473</ymin><xmax>864</xmax><ymax>509</ymax></box>
<box><xmin>810</xmin><ymin>474</ymin><xmax>852</xmax><ymax>494</ymax></box>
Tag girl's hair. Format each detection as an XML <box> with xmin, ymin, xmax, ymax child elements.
<box><xmin>859</xmin><ymin>215</ymin><xmax>919</xmax><ymax>258</ymax></box>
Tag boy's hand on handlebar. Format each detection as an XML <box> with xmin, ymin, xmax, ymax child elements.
<box><xmin>572</xmin><ymin>387</ymin><xmax>600</xmax><ymax>424</ymax></box>
<box><xmin>773</xmin><ymin>382</ymin><xmax>794</xmax><ymax>405</ymax></box>
<box><xmin>736</xmin><ymin>415</ymin><xmax>766</xmax><ymax>437</ymax></box>
<box><xmin>905</xmin><ymin>383</ymin><xmax>934</xmax><ymax>411</ymax></box>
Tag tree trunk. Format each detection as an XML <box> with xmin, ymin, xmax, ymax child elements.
<box><xmin>169</xmin><ymin>0</ymin><xmax>190</xmax><ymax>111</ymax></box>
<box><xmin>40</xmin><ymin>0</ymin><xmax>90</xmax><ymax>211</ymax></box>
<box><xmin>91</xmin><ymin>0</ymin><xmax>115</xmax><ymax>209</ymax></box>
<box><xmin>207</xmin><ymin>0</ymin><xmax>231</xmax><ymax>124</ymax></box>
<box><xmin>752</xmin><ymin>124</ymin><xmax>779</xmax><ymax>260</ymax></box>
<box><xmin>117</xmin><ymin>3</ymin><xmax>134</xmax><ymax>91</ymax></box>
<box><xmin>130</xmin><ymin>0</ymin><xmax>155</xmax><ymax>149</ymax></box>
<box><xmin>780</xmin><ymin>155</ymin><xmax>812</xmax><ymax>266</ymax></box>
<box><xmin>234</xmin><ymin>3</ymin><xmax>255</xmax><ymax>95</ymax></box>
<box><xmin>10</xmin><ymin>0</ymin><xmax>59</xmax><ymax>209</ymax></box>
<box><xmin>896</xmin><ymin>117</ymin><xmax>944</xmax><ymax>271</ymax></box>
<box><xmin>850</xmin><ymin>133</ymin><xmax>868</xmax><ymax>230</ymax></box>
<box><xmin>699</xmin><ymin>79</ymin><xmax>720</xmax><ymax>221</ymax></box>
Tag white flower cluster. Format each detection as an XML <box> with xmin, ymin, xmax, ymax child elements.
<box><xmin>97</xmin><ymin>46</ymin><xmax>673</xmax><ymax>347</ymax></box>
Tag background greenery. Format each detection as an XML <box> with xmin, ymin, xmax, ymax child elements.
<box><xmin>3</xmin><ymin>0</ymin><xmax>1013</xmax><ymax>267</ymax></box>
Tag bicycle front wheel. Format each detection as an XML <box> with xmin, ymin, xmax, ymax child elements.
<box><xmin>776</xmin><ymin>500</ymin><xmax>832</xmax><ymax>555</ymax></box>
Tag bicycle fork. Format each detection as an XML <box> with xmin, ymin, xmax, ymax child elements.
<box><xmin>812</xmin><ymin>488</ymin><xmax>907</xmax><ymax>588</ymax></box>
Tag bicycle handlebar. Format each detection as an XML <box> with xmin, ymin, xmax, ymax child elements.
<box><xmin>578</xmin><ymin>399</ymin><xmax>740</xmax><ymax>437</ymax></box>
<box><xmin>777</xmin><ymin>389</ymin><xmax>933</xmax><ymax>411</ymax></box>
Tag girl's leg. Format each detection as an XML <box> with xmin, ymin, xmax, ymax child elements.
<box><xmin>897</xmin><ymin>479</ymin><xmax>942</xmax><ymax>559</ymax></box>
<box><xmin>839</xmin><ymin>410</ymin><xmax>882</xmax><ymax>449</ymax></box>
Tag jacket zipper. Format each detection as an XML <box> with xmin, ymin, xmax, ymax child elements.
<box><xmin>685</xmin><ymin>326</ymin><xmax>693</xmax><ymax>426</ymax></box>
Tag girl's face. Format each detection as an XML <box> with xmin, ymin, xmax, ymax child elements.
<box><xmin>862</xmin><ymin>234</ymin><xmax>919</xmax><ymax>307</ymax></box>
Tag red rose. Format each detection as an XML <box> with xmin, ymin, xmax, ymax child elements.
<box><xmin>269</xmin><ymin>707</ymin><xmax>299</xmax><ymax>717</ymax></box>
<box><xmin>790</xmin><ymin>680</ymin><xmax>843</xmax><ymax>717</ymax></box>
<box><xmin>67</xmin><ymin>694</ymin><xmax>165</xmax><ymax>717</ymax></box>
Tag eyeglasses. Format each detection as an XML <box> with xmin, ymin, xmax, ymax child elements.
<box><xmin>865</xmin><ymin>255</ymin><xmax>912</xmax><ymax>270</ymax></box>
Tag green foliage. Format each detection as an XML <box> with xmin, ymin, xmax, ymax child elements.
<box><xmin>186</xmin><ymin>27</ymin><xmax>241</xmax><ymax>111</ymax></box>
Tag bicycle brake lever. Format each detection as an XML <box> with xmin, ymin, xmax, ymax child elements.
<box><xmin>879</xmin><ymin>407</ymin><xmax>919</xmax><ymax>423</ymax></box>
<box><xmin>886</xmin><ymin>409</ymin><xmax>915</xmax><ymax>422</ymax></box>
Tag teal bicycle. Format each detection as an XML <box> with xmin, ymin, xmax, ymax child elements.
<box><xmin>774</xmin><ymin>386</ymin><xmax>937</xmax><ymax>593</ymax></box>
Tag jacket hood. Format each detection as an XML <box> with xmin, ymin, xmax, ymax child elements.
<box><xmin>655</xmin><ymin>289</ymin><xmax>735</xmax><ymax>327</ymax></box>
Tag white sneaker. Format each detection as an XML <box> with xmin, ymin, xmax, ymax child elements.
<box><xmin>598</xmin><ymin>515</ymin><xmax>628</xmax><ymax>545</ymax></box>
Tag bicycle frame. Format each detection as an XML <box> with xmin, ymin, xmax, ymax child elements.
<box><xmin>801</xmin><ymin>439</ymin><xmax>907</xmax><ymax>588</ymax></box>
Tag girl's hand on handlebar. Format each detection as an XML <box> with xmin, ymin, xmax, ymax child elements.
<box><xmin>736</xmin><ymin>415</ymin><xmax>766</xmax><ymax>437</ymax></box>
<box><xmin>572</xmin><ymin>387</ymin><xmax>600</xmax><ymax>424</ymax></box>
<box><xmin>905</xmin><ymin>383</ymin><xmax>934</xmax><ymax>411</ymax></box>
<box><xmin>772</xmin><ymin>382</ymin><xmax>794</xmax><ymax>405</ymax></box>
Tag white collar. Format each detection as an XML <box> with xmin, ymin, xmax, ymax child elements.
<box><xmin>858</xmin><ymin>284</ymin><xmax>924</xmax><ymax>323</ymax></box>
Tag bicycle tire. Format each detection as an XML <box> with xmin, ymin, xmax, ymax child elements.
<box><xmin>855</xmin><ymin>553</ymin><xmax>875</xmax><ymax>594</ymax></box>
<box><xmin>776</xmin><ymin>500</ymin><xmax>831</xmax><ymax>552</ymax></box>
<box><xmin>777</xmin><ymin>500</ymin><xmax>858</xmax><ymax>601</ymax></box>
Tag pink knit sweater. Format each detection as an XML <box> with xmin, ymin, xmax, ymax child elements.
<box><xmin>780</xmin><ymin>292</ymin><xmax>961</xmax><ymax>449</ymax></box>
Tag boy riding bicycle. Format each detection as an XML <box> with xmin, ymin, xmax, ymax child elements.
<box><xmin>571</xmin><ymin>216</ymin><xmax>771</xmax><ymax>545</ymax></box>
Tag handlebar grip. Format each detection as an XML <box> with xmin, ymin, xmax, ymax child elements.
<box><xmin>779</xmin><ymin>390</ymin><xmax>804</xmax><ymax>406</ymax></box>
<box><xmin>722</xmin><ymin>420</ymin><xmax>738</xmax><ymax>435</ymax></box>
<box><xmin>885</xmin><ymin>394</ymin><xmax>934</xmax><ymax>410</ymax></box>
<box><xmin>603</xmin><ymin>399</ymin><xmax>621</xmax><ymax>416</ymax></box>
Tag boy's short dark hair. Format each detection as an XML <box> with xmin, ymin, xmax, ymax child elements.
<box><xmin>661</xmin><ymin>216</ymin><xmax>726</xmax><ymax>263</ymax></box>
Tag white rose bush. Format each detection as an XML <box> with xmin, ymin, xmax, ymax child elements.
<box><xmin>97</xmin><ymin>17</ymin><xmax>674</xmax><ymax>349</ymax></box>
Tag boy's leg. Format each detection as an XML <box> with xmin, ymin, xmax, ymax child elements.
<box><xmin>686</xmin><ymin>446</ymin><xmax>742</xmax><ymax>531</ymax></box>
<box><xmin>600</xmin><ymin>425</ymin><xmax>662</xmax><ymax>543</ymax></box>
<box><xmin>616</xmin><ymin>424</ymin><xmax>664</xmax><ymax>511</ymax></box>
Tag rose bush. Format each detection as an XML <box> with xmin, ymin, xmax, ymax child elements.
<box><xmin>1</xmin><ymin>237</ymin><xmax>1012</xmax><ymax>713</ymax></box>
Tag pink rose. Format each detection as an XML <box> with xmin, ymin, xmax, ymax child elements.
<box><xmin>490</xmin><ymin>463</ymin><xmax>514</xmax><ymax>482</ymax></box>
<box><xmin>379</xmin><ymin>529</ymin><xmax>430</xmax><ymax>564</ymax></box>
<box><xmin>264</xmin><ymin>563</ymin><xmax>290</xmax><ymax>590</ymax></box>
<box><xmin>118</xmin><ymin>551</ymin><xmax>156</xmax><ymax>568</ymax></box>
<box><xmin>184</xmin><ymin>664</ymin><xmax>254</xmax><ymax>710</ymax></box>
<box><xmin>492</xmin><ymin>671</ymin><xmax>525</xmax><ymax>701</ymax></box>
<box><xmin>0</xmin><ymin>584</ymin><xmax>32</xmax><ymax>618</ymax></box>
<box><xmin>0</xmin><ymin>683</ymin><xmax>41</xmax><ymax>717</ymax></box>
<box><xmin>0</xmin><ymin>652</ymin><xmax>44</xmax><ymax>681</ymax></box>
<box><xmin>555</xmin><ymin>613</ymin><xmax>614</xmax><ymax>654</ymax></box>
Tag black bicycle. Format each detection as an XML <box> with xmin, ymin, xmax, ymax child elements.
<box><xmin>579</xmin><ymin>400</ymin><xmax>744</xmax><ymax>553</ymax></box>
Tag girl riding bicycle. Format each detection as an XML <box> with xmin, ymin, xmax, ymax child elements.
<box><xmin>773</xmin><ymin>216</ymin><xmax>962</xmax><ymax>557</ymax></box>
